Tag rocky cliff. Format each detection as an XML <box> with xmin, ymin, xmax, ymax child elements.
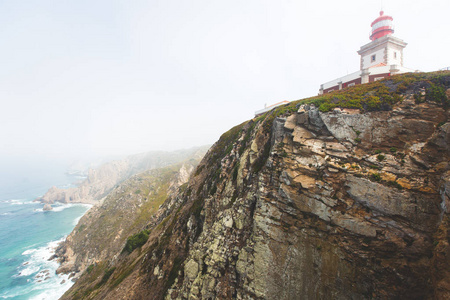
<box><xmin>53</xmin><ymin>160</ymin><xmax>200</xmax><ymax>281</ymax></box>
<box><xmin>36</xmin><ymin>147</ymin><xmax>208</xmax><ymax>205</ymax></box>
<box><xmin>61</xmin><ymin>72</ymin><xmax>450</xmax><ymax>300</ymax></box>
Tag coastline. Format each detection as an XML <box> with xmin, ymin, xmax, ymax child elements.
<box><xmin>0</xmin><ymin>199</ymin><xmax>92</xmax><ymax>300</ymax></box>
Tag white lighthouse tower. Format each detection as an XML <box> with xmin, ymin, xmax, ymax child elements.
<box><xmin>319</xmin><ymin>11</ymin><xmax>415</xmax><ymax>94</ymax></box>
<box><xmin>357</xmin><ymin>11</ymin><xmax>410</xmax><ymax>84</ymax></box>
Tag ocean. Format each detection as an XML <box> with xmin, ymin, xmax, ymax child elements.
<box><xmin>0</xmin><ymin>159</ymin><xmax>91</xmax><ymax>299</ymax></box>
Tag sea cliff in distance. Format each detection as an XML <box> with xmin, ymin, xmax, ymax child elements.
<box><xmin>35</xmin><ymin>147</ymin><xmax>209</xmax><ymax>208</ymax></box>
<box><xmin>60</xmin><ymin>72</ymin><xmax>450</xmax><ymax>299</ymax></box>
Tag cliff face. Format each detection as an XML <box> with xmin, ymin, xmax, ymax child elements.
<box><xmin>62</xmin><ymin>72</ymin><xmax>450</xmax><ymax>300</ymax></box>
<box><xmin>54</xmin><ymin>159</ymin><xmax>201</xmax><ymax>289</ymax></box>
<box><xmin>37</xmin><ymin>147</ymin><xmax>208</xmax><ymax>205</ymax></box>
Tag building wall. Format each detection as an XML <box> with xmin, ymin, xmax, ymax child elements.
<box><xmin>359</xmin><ymin>36</ymin><xmax>407</xmax><ymax>70</ymax></box>
<box><xmin>322</xmin><ymin>77</ymin><xmax>362</xmax><ymax>94</ymax></box>
<box><xmin>361</xmin><ymin>47</ymin><xmax>385</xmax><ymax>69</ymax></box>
<box><xmin>369</xmin><ymin>72</ymin><xmax>390</xmax><ymax>82</ymax></box>
<box><xmin>320</xmin><ymin>70</ymin><xmax>362</xmax><ymax>91</ymax></box>
<box><xmin>323</xmin><ymin>85</ymin><xmax>339</xmax><ymax>94</ymax></box>
<box><xmin>386</xmin><ymin>44</ymin><xmax>403</xmax><ymax>66</ymax></box>
<box><xmin>342</xmin><ymin>77</ymin><xmax>362</xmax><ymax>88</ymax></box>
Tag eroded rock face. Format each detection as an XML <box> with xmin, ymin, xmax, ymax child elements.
<box><xmin>54</xmin><ymin>160</ymin><xmax>200</xmax><ymax>281</ymax></box>
<box><xmin>61</xmin><ymin>79</ymin><xmax>450</xmax><ymax>300</ymax></box>
<box><xmin>161</xmin><ymin>101</ymin><xmax>448</xmax><ymax>300</ymax></box>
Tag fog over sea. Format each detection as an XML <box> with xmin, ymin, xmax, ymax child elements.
<box><xmin>0</xmin><ymin>159</ymin><xmax>91</xmax><ymax>299</ymax></box>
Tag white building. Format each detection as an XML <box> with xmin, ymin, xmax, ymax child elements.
<box><xmin>319</xmin><ymin>11</ymin><xmax>415</xmax><ymax>94</ymax></box>
<box><xmin>255</xmin><ymin>100</ymin><xmax>290</xmax><ymax>116</ymax></box>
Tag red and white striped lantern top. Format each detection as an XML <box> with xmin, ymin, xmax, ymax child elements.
<box><xmin>370</xmin><ymin>11</ymin><xmax>394</xmax><ymax>41</ymax></box>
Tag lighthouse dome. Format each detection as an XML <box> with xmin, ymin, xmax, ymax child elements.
<box><xmin>370</xmin><ymin>11</ymin><xmax>394</xmax><ymax>41</ymax></box>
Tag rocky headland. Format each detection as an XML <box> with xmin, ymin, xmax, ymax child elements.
<box><xmin>58</xmin><ymin>72</ymin><xmax>450</xmax><ymax>299</ymax></box>
<box><xmin>35</xmin><ymin>147</ymin><xmax>208</xmax><ymax>207</ymax></box>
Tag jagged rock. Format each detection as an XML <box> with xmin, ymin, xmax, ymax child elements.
<box><xmin>42</xmin><ymin>203</ymin><xmax>53</xmax><ymax>211</ymax></box>
<box><xmin>184</xmin><ymin>259</ymin><xmax>199</xmax><ymax>280</ymax></box>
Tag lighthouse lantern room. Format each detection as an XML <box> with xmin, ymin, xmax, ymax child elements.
<box><xmin>370</xmin><ymin>11</ymin><xmax>394</xmax><ymax>41</ymax></box>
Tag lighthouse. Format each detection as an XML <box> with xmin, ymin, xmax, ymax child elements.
<box><xmin>319</xmin><ymin>11</ymin><xmax>415</xmax><ymax>94</ymax></box>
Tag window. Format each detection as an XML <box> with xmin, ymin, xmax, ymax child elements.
<box><xmin>374</xmin><ymin>76</ymin><xmax>384</xmax><ymax>81</ymax></box>
<box><xmin>371</xmin><ymin>55</ymin><xmax>376</xmax><ymax>62</ymax></box>
<box><xmin>348</xmin><ymin>83</ymin><xmax>355</xmax><ymax>87</ymax></box>
<box><xmin>394</xmin><ymin>52</ymin><xmax>397</xmax><ymax>59</ymax></box>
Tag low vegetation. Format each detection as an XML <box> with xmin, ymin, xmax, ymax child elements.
<box><xmin>286</xmin><ymin>71</ymin><xmax>450</xmax><ymax>113</ymax></box>
<box><xmin>123</xmin><ymin>229</ymin><xmax>151</xmax><ymax>253</ymax></box>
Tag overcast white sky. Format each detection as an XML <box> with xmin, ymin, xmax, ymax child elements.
<box><xmin>0</xmin><ymin>0</ymin><xmax>449</xmax><ymax>163</ymax></box>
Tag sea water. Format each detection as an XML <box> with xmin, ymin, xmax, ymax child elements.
<box><xmin>0</xmin><ymin>159</ymin><xmax>91</xmax><ymax>299</ymax></box>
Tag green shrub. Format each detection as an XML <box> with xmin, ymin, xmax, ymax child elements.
<box><xmin>387</xmin><ymin>180</ymin><xmax>403</xmax><ymax>189</ymax></box>
<box><xmin>377</xmin><ymin>154</ymin><xmax>385</xmax><ymax>161</ymax></box>
<box><xmin>427</xmin><ymin>84</ymin><xmax>448</xmax><ymax>105</ymax></box>
<box><xmin>318</xmin><ymin>102</ymin><xmax>336</xmax><ymax>112</ymax></box>
<box><xmin>374</xmin><ymin>149</ymin><xmax>381</xmax><ymax>154</ymax></box>
<box><xmin>370</xmin><ymin>173</ymin><xmax>381</xmax><ymax>182</ymax></box>
<box><xmin>390</xmin><ymin>147</ymin><xmax>397</xmax><ymax>153</ymax></box>
<box><xmin>99</xmin><ymin>267</ymin><xmax>116</xmax><ymax>286</ymax></box>
<box><xmin>123</xmin><ymin>230</ymin><xmax>150</xmax><ymax>253</ymax></box>
<box><xmin>354</xmin><ymin>138</ymin><xmax>361</xmax><ymax>143</ymax></box>
<box><xmin>77</xmin><ymin>224</ymin><xmax>86</xmax><ymax>232</ymax></box>
<box><xmin>414</xmin><ymin>93</ymin><xmax>424</xmax><ymax>104</ymax></box>
<box><xmin>86</xmin><ymin>264</ymin><xmax>94</xmax><ymax>274</ymax></box>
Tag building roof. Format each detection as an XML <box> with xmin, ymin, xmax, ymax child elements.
<box><xmin>370</xmin><ymin>11</ymin><xmax>393</xmax><ymax>27</ymax></box>
<box><xmin>369</xmin><ymin>62</ymin><xmax>387</xmax><ymax>68</ymax></box>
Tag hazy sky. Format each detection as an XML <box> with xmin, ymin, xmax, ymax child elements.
<box><xmin>1</xmin><ymin>0</ymin><xmax>449</xmax><ymax>163</ymax></box>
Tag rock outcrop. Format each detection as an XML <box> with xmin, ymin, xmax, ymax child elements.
<box><xmin>60</xmin><ymin>72</ymin><xmax>450</xmax><ymax>300</ymax></box>
<box><xmin>42</xmin><ymin>203</ymin><xmax>53</xmax><ymax>211</ymax></box>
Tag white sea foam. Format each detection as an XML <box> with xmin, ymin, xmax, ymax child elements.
<box><xmin>51</xmin><ymin>205</ymin><xmax>71</xmax><ymax>212</ymax></box>
<box><xmin>34</xmin><ymin>203</ymin><xmax>93</xmax><ymax>213</ymax></box>
<box><xmin>2</xmin><ymin>238</ymin><xmax>74</xmax><ymax>299</ymax></box>
<box><xmin>28</xmin><ymin>275</ymin><xmax>73</xmax><ymax>300</ymax></box>
<box><xmin>53</xmin><ymin>203</ymin><xmax>92</xmax><ymax>212</ymax></box>
<box><xmin>17</xmin><ymin>265</ymin><xmax>40</xmax><ymax>277</ymax></box>
<box><xmin>22</xmin><ymin>248</ymin><xmax>38</xmax><ymax>255</ymax></box>
<box><xmin>2</xmin><ymin>199</ymin><xmax>33</xmax><ymax>205</ymax></box>
<box><xmin>73</xmin><ymin>215</ymin><xmax>82</xmax><ymax>225</ymax></box>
